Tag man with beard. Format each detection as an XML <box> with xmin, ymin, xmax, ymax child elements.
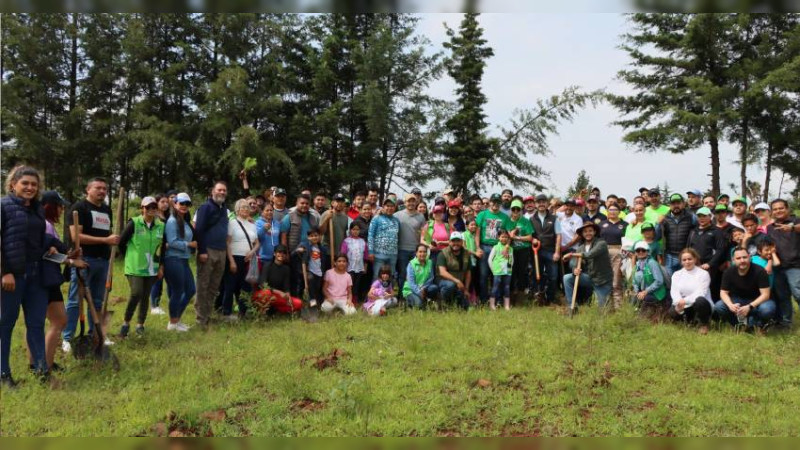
<box><xmin>367</xmin><ymin>188</ymin><xmax>380</xmax><ymax>215</ymax></box>
<box><xmin>523</xmin><ymin>196</ymin><xmax>536</xmax><ymax>220</ymax></box>
<box><xmin>500</xmin><ymin>189</ymin><xmax>513</xmax><ymax>216</ymax></box>
<box><xmin>583</xmin><ymin>195</ymin><xmax>607</xmax><ymax>225</ymax></box>
<box><xmin>685</xmin><ymin>189</ymin><xmax>703</xmax><ymax>214</ymax></box>
<box><xmin>767</xmin><ymin>199</ymin><xmax>800</xmax><ymax>329</ymax></box>
<box><xmin>702</xmin><ymin>195</ymin><xmax>716</xmax><ymax>209</ymax></box>
<box><xmin>530</xmin><ymin>194</ymin><xmax>560</xmax><ymax>303</ymax></box>
<box><xmin>281</xmin><ymin>194</ymin><xmax>319</xmax><ymax>299</ymax></box>
<box><xmin>195</xmin><ymin>181</ymin><xmax>230</xmax><ymax>328</ymax></box>
<box><xmin>272</xmin><ymin>188</ymin><xmax>289</xmax><ymax>223</ymax></box>
<box><xmin>661</xmin><ymin>193</ymin><xmax>697</xmax><ymax>276</ymax></box>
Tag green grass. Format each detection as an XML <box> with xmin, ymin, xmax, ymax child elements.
<box><xmin>2</xmin><ymin>260</ymin><xmax>800</xmax><ymax>437</ymax></box>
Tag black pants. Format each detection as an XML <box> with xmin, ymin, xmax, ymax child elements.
<box><xmin>511</xmin><ymin>248</ymin><xmax>531</xmax><ymax>293</ymax></box>
<box><xmin>668</xmin><ymin>297</ymin><xmax>712</xmax><ymax>325</ymax></box>
<box><xmin>709</xmin><ymin>266</ymin><xmax>723</xmax><ymax>302</ymax></box>
<box><xmin>308</xmin><ymin>273</ymin><xmax>323</xmax><ymax>304</ymax></box>
<box><xmin>125</xmin><ymin>275</ymin><xmax>157</xmax><ymax>324</ymax></box>
<box><xmin>634</xmin><ymin>293</ymin><xmax>667</xmax><ymax>317</ymax></box>
<box><xmin>349</xmin><ymin>271</ymin><xmax>364</xmax><ymax>304</ymax></box>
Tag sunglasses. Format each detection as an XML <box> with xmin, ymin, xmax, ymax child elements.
<box><xmin>511</xmin><ymin>207</ymin><xmax>521</xmax><ymax>211</ymax></box>
<box><xmin>635</xmin><ymin>249</ymin><xmax>648</xmax><ymax>253</ymax></box>
<box><xmin>144</xmin><ymin>204</ymin><xmax>158</xmax><ymax>210</ymax></box>
<box><xmin>179</xmin><ymin>201</ymin><xmax>192</xmax><ymax>206</ymax></box>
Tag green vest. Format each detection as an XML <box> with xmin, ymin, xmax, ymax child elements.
<box><xmin>402</xmin><ymin>258</ymin><xmax>433</xmax><ymax>297</ymax></box>
<box><xmin>641</xmin><ymin>258</ymin><xmax>667</xmax><ymax>301</ymax></box>
<box><xmin>124</xmin><ymin>216</ymin><xmax>165</xmax><ymax>277</ymax></box>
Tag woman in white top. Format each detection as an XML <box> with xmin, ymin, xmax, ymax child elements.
<box><xmin>222</xmin><ymin>199</ymin><xmax>260</xmax><ymax>321</ymax></box>
<box><xmin>668</xmin><ymin>247</ymin><xmax>713</xmax><ymax>334</ymax></box>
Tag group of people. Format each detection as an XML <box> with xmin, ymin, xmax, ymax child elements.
<box><xmin>2</xmin><ymin>165</ymin><xmax>799</xmax><ymax>389</ymax></box>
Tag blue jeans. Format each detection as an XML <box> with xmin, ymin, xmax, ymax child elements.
<box><xmin>535</xmin><ymin>249</ymin><xmax>559</xmax><ymax>301</ymax></box>
<box><xmin>63</xmin><ymin>256</ymin><xmax>109</xmax><ymax>342</ymax></box>
<box><xmin>0</xmin><ymin>263</ymin><xmax>48</xmax><ymax>375</ymax></box>
<box><xmin>478</xmin><ymin>244</ymin><xmax>494</xmax><ymax>302</ymax></box>
<box><xmin>492</xmin><ymin>274</ymin><xmax>511</xmax><ymax>299</ymax></box>
<box><xmin>713</xmin><ymin>297</ymin><xmax>777</xmax><ymax>328</ymax></box>
<box><xmin>396</xmin><ymin>250</ymin><xmax>416</xmax><ymax>297</ymax></box>
<box><xmin>563</xmin><ymin>273</ymin><xmax>611</xmax><ymax>308</ymax></box>
<box><xmin>372</xmin><ymin>253</ymin><xmax>398</xmax><ymax>280</ymax></box>
<box><xmin>150</xmin><ymin>277</ymin><xmax>166</xmax><ymax>308</ymax></box>
<box><xmin>164</xmin><ymin>257</ymin><xmax>196</xmax><ymax>320</ymax></box>
<box><xmin>439</xmin><ymin>279</ymin><xmax>469</xmax><ymax>310</ymax></box>
<box><xmin>405</xmin><ymin>284</ymin><xmax>440</xmax><ymax>309</ymax></box>
<box><xmin>664</xmin><ymin>253</ymin><xmax>682</xmax><ymax>278</ymax></box>
<box><xmin>773</xmin><ymin>267</ymin><xmax>800</xmax><ymax>326</ymax></box>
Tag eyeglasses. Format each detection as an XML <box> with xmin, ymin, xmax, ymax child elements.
<box><xmin>179</xmin><ymin>202</ymin><xmax>192</xmax><ymax>206</ymax></box>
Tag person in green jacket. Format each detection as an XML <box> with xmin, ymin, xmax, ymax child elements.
<box><xmin>488</xmin><ymin>229</ymin><xmax>514</xmax><ymax>310</ymax></box>
<box><xmin>402</xmin><ymin>244</ymin><xmax>439</xmax><ymax>309</ymax></box>
<box><xmin>631</xmin><ymin>240</ymin><xmax>667</xmax><ymax>318</ymax></box>
<box><xmin>118</xmin><ymin>197</ymin><xmax>165</xmax><ymax>337</ymax></box>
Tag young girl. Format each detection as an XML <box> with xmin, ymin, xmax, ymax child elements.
<box><xmin>340</xmin><ymin>222</ymin><xmax>368</xmax><ymax>304</ymax></box>
<box><xmin>640</xmin><ymin>223</ymin><xmax>663</xmax><ymax>264</ymax></box>
<box><xmin>364</xmin><ymin>265</ymin><xmax>398</xmax><ymax>316</ymax></box>
<box><xmin>462</xmin><ymin>220</ymin><xmax>480</xmax><ymax>304</ymax></box>
<box><xmin>322</xmin><ymin>254</ymin><xmax>357</xmax><ymax>315</ymax></box>
<box><xmin>252</xmin><ymin>245</ymin><xmax>303</xmax><ymax>314</ymax></box>
<box><xmin>631</xmin><ymin>241</ymin><xmax>667</xmax><ymax>318</ymax></box>
<box><xmin>488</xmin><ymin>229</ymin><xmax>513</xmax><ymax>310</ymax></box>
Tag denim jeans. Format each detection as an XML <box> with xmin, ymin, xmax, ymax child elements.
<box><xmin>773</xmin><ymin>267</ymin><xmax>800</xmax><ymax>326</ymax></box>
<box><xmin>372</xmin><ymin>253</ymin><xmax>398</xmax><ymax>280</ymax></box>
<box><xmin>713</xmin><ymin>297</ymin><xmax>777</xmax><ymax>328</ymax></box>
<box><xmin>535</xmin><ymin>249</ymin><xmax>559</xmax><ymax>301</ymax></box>
<box><xmin>150</xmin><ymin>277</ymin><xmax>167</xmax><ymax>308</ymax></box>
<box><xmin>492</xmin><ymin>274</ymin><xmax>511</xmax><ymax>299</ymax></box>
<box><xmin>164</xmin><ymin>257</ymin><xmax>196</xmax><ymax>320</ymax></box>
<box><xmin>0</xmin><ymin>262</ymin><xmax>48</xmax><ymax>375</ymax></box>
<box><xmin>478</xmin><ymin>244</ymin><xmax>494</xmax><ymax>302</ymax></box>
<box><xmin>64</xmin><ymin>256</ymin><xmax>109</xmax><ymax>342</ymax></box>
<box><xmin>405</xmin><ymin>284</ymin><xmax>440</xmax><ymax>309</ymax></box>
<box><xmin>664</xmin><ymin>253</ymin><xmax>682</xmax><ymax>278</ymax></box>
<box><xmin>563</xmin><ymin>273</ymin><xmax>611</xmax><ymax>309</ymax></box>
<box><xmin>222</xmin><ymin>255</ymin><xmax>251</xmax><ymax>316</ymax></box>
<box><xmin>396</xmin><ymin>249</ymin><xmax>416</xmax><ymax>297</ymax></box>
<box><xmin>439</xmin><ymin>279</ymin><xmax>469</xmax><ymax>310</ymax></box>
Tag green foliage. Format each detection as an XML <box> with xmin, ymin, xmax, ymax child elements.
<box><xmin>566</xmin><ymin>170</ymin><xmax>593</xmax><ymax>199</ymax></box>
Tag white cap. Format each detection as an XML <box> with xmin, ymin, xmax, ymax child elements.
<box><xmin>634</xmin><ymin>241</ymin><xmax>649</xmax><ymax>252</ymax></box>
<box><xmin>175</xmin><ymin>192</ymin><xmax>192</xmax><ymax>204</ymax></box>
<box><xmin>141</xmin><ymin>196</ymin><xmax>157</xmax><ymax>207</ymax></box>
<box><xmin>754</xmin><ymin>202</ymin><xmax>770</xmax><ymax>212</ymax></box>
<box><xmin>449</xmin><ymin>231</ymin><xmax>464</xmax><ymax>241</ymax></box>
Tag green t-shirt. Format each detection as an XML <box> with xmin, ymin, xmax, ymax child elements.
<box><xmin>645</xmin><ymin>204</ymin><xmax>669</xmax><ymax>224</ymax></box>
<box><xmin>476</xmin><ymin>209</ymin><xmax>511</xmax><ymax>247</ymax></box>
<box><xmin>507</xmin><ymin>215</ymin><xmax>535</xmax><ymax>249</ymax></box>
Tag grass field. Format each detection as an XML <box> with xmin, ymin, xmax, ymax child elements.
<box><xmin>2</xmin><ymin>260</ymin><xmax>800</xmax><ymax>437</ymax></box>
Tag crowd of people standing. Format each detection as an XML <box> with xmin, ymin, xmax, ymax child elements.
<box><xmin>2</xmin><ymin>165</ymin><xmax>799</xmax><ymax>389</ymax></box>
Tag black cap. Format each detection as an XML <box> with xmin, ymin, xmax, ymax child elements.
<box><xmin>648</xmin><ymin>188</ymin><xmax>660</xmax><ymax>196</ymax></box>
<box><xmin>41</xmin><ymin>190</ymin><xmax>69</xmax><ymax>207</ymax></box>
<box><xmin>434</xmin><ymin>196</ymin><xmax>446</xmax><ymax>205</ymax></box>
<box><xmin>274</xmin><ymin>188</ymin><xmax>287</xmax><ymax>196</ymax></box>
<box><xmin>411</xmin><ymin>187</ymin><xmax>422</xmax><ymax>195</ymax></box>
<box><xmin>333</xmin><ymin>193</ymin><xmax>346</xmax><ymax>201</ymax></box>
<box><xmin>638</xmin><ymin>187</ymin><xmax>649</xmax><ymax>193</ymax></box>
<box><xmin>166</xmin><ymin>189</ymin><xmax>178</xmax><ymax>197</ymax></box>
<box><xmin>535</xmin><ymin>194</ymin><xmax>548</xmax><ymax>202</ymax></box>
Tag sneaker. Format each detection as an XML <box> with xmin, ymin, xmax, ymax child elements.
<box><xmin>167</xmin><ymin>322</ymin><xmax>179</xmax><ymax>331</ymax></box>
<box><xmin>150</xmin><ymin>307</ymin><xmax>166</xmax><ymax>315</ymax></box>
<box><xmin>104</xmin><ymin>337</ymin><xmax>115</xmax><ymax>346</ymax></box>
<box><xmin>119</xmin><ymin>324</ymin><xmax>130</xmax><ymax>338</ymax></box>
<box><xmin>1</xmin><ymin>373</ymin><xmax>18</xmax><ymax>390</ymax></box>
<box><xmin>222</xmin><ymin>314</ymin><xmax>239</xmax><ymax>323</ymax></box>
<box><xmin>175</xmin><ymin>322</ymin><xmax>190</xmax><ymax>332</ymax></box>
<box><xmin>61</xmin><ymin>340</ymin><xmax>72</xmax><ymax>354</ymax></box>
<box><xmin>135</xmin><ymin>326</ymin><xmax>145</xmax><ymax>337</ymax></box>
<box><xmin>309</xmin><ymin>299</ymin><xmax>318</xmax><ymax>308</ymax></box>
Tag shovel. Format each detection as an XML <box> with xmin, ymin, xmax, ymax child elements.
<box><xmin>531</xmin><ymin>241</ymin><xmax>546</xmax><ymax>306</ymax></box>
<box><xmin>569</xmin><ymin>254</ymin><xmax>583</xmax><ymax>319</ymax></box>
<box><xmin>100</xmin><ymin>187</ymin><xmax>125</xmax><ymax>335</ymax></box>
<box><xmin>300</xmin><ymin>260</ymin><xmax>319</xmax><ymax>323</ymax></box>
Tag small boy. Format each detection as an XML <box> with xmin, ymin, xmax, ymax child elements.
<box><xmin>488</xmin><ymin>229</ymin><xmax>513</xmax><ymax>310</ymax></box>
<box><xmin>641</xmin><ymin>222</ymin><xmax>663</xmax><ymax>265</ymax></box>
<box><xmin>295</xmin><ymin>226</ymin><xmax>324</xmax><ymax>307</ymax></box>
<box><xmin>750</xmin><ymin>238</ymin><xmax>780</xmax><ymax>288</ymax></box>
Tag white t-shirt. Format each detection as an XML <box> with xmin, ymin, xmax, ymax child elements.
<box><xmin>556</xmin><ymin>211</ymin><xmax>583</xmax><ymax>249</ymax></box>
<box><xmin>228</xmin><ymin>218</ymin><xmax>258</xmax><ymax>256</ymax></box>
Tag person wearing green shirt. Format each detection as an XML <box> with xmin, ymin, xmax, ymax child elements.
<box><xmin>488</xmin><ymin>229</ymin><xmax>514</xmax><ymax>310</ymax></box>
<box><xmin>507</xmin><ymin>199</ymin><xmax>537</xmax><ymax>298</ymax></box>
<box><xmin>118</xmin><ymin>197</ymin><xmax>165</xmax><ymax>337</ymax></box>
<box><xmin>645</xmin><ymin>189</ymin><xmax>670</xmax><ymax>224</ymax></box>
<box><xmin>474</xmin><ymin>193</ymin><xmax>511</xmax><ymax>304</ymax></box>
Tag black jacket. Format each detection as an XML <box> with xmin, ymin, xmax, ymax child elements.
<box><xmin>662</xmin><ymin>210</ymin><xmax>696</xmax><ymax>255</ymax></box>
<box><xmin>687</xmin><ymin>225</ymin><xmax>727</xmax><ymax>268</ymax></box>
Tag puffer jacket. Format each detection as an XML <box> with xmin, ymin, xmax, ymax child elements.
<box><xmin>1</xmin><ymin>194</ymin><xmax>64</xmax><ymax>277</ymax></box>
<box><xmin>662</xmin><ymin>210</ymin><xmax>696</xmax><ymax>255</ymax></box>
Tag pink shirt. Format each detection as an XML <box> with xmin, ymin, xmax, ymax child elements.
<box><xmin>432</xmin><ymin>222</ymin><xmax>449</xmax><ymax>250</ymax></box>
<box><xmin>324</xmin><ymin>269</ymin><xmax>352</xmax><ymax>300</ymax></box>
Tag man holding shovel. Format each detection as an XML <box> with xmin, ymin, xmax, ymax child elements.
<box><xmin>63</xmin><ymin>177</ymin><xmax>119</xmax><ymax>353</ymax></box>
<box><xmin>562</xmin><ymin>220</ymin><xmax>613</xmax><ymax>313</ymax></box>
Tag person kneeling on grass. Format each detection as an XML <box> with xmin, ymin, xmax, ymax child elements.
<box><xmin>488</xmin><ymin>228</ymin><xmax>513</xmax><ymax>310</ymax></box>
<box><xmin>403</xmin><ymin>244</ymin><xmax>439</xmax><ymax>309</ymax></box>
<box><xmin>630</xmin><ymin>240</ymin><xmax>668</xmax><ymax>319</ymax></box>
<box><xmin>436</xmin><ymin>232</ymin><xmax>472</xmax><ymax>310</ymax></box>
<box><xmin>322</xmin><ymin>254</ymin><xmax>356</xmax><ymax>315</ymax></box>
<box><xmin>562</xmin><ymin>221</ymin><xmax>613</xmax><ymax>312</ymax></box>
<box><xmin>714</xmin><ymin>247</ymin><xmax>776</xmax><ymax>333</ymax></box>
<box><xmin>363</xmin><ymin>264</ymin><xmax>398</xmax><ymax>316</ymax></box>
<box><xmin>252</xmin><ymin>245</ymin><xmax>303</xmax><ymax>314</ymax></box>
<box><xmin>668</xmin><ymin>248</ymin><xmax>713</xmax><ymax>335</ymax></box>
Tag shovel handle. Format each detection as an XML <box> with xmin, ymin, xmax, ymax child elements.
<box><xmin>570</xmin><ymin>254</ymin><xmax>583</xmax><ymax>312</ymax></box>
<box><xmin>532</xmin><ymin>245</ymin><xmax>540</xmax><ymax>282</ymax></box>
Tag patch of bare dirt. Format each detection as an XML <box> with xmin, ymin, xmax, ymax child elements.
<box><xmin>301</xmin><ymin>348</ymin><xmax>348</xmax><ymax>371</ymax></box>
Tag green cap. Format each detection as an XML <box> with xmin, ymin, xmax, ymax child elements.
<box><xmin>382</xmin><ymin>197</ymin><xmax>396</xmax><ymax>205</ymax></box>
<box><xmin>510</xmin><ymin>199</ymin><xmax>524</xmax><ymax>210</ymax></box>
<box><xmin>641</xmin><ymin>222</ymin><xmax>656</xmax><ymax>231</ymax></box>
<box><xmin>713</xmin><ymin>204</ymin><xmax>729</xmax><ymax>213</ymax></box>
<box><xmin>490</xmin><ymin>193</ymin><xmax>502</xmax><ymax>202</ymax></box>
<box><xmin>696</xmin><ymin>207</ymin><xmax>712</xmax><ymax>216</ymax></box>
<box><xmin>717</xmin><ymin>193</ymin><xmax>729</xmax><ymax>201</ymax></box>
<box><xmin>731</xmin><ymin>196</ymin><xmax>747</xmax><ymax>206</ymax></box>
<box><xmin>669</xmin><ymin>193</ymin><xmax>684</xmax><ymax>203</ymax></box>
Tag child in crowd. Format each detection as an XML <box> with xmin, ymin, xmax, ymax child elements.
<box><xmin>488</xmin><ymin>229</ymin><xmax>513</xmax><ymax>310</ymax></box>
<box><xmin>252</xmin><ymin>245</ymin><xmax>303</xmax><ymax>314</ymax></box>
<box><xmin>364</xmin><ymin>264</ymin><xmax>398</xmax><ymax>316</ymax></box>
<box><xmin>750</xmin><ymin>239</ymin><xmax>780</xmax><ymax>288</ymax></box>
<box><xmin>641</xmin><ymin>223</ymin><xmax>663</xmax><ymax>265</ymax></box>
<box><xmin>296</xmin><ymin>227</ymin><xmax>324</xmax><ymax>308</ymax></box>
<box><xmin>340</xmin><ymin>222</ymin><xmax>368</xmax><ymax>305</ymax></box>
<box><xmin>462</xmin><ymin>220</ymin><xmax>480</xmax><ymax>304</ymax></box>
<box><xmin>322</xmin><ymin>254</ymin><xmax>356</xmax><ymax>315</ymax></box>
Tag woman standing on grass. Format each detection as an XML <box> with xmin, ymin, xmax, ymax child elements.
<box><xmin>223</xmin><ymin>199</ymin><xmax>260</xmax><ymax>321</ymax></box>
<box><xmin>668</xmin><ymin>248</ymin><xmax>713</xmax><ymax>335</ymax></box>
<box><xmin>163</xmin><ymin>193</ymin><xmax>196</xmax><ymax>332</ymax></box>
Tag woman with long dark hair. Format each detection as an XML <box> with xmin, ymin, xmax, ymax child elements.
<box><xmin>163</xmin><ymin>193</ymin><xmax>197</xmax><ymax>332</ymax></box>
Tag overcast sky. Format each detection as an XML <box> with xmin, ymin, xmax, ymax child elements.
<box><xmin>411</xmin><ymin>13</ymin><xmax>792</xmax><ymax>201</ymax></box>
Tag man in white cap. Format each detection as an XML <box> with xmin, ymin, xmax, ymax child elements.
<box><xmin>686</xmin><ymin>189</ymin><xmax>703</xmax><ymax>214</ymax></box>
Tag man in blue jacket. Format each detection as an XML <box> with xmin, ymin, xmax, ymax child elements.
<box><xmin>194</xmin><ymin>181</ymin><xmax>229</xmax><ymax>328</ymax></box>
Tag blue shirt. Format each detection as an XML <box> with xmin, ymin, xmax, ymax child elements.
<box><xmin>751</xmin><ymin>255</ymin><xmax>774</xmax><ymax>287</ymax></box>
<box><xmin>256</xmin><ymin>217</ymin><xmax>282</xmax><ymax>261</ymax></box>
<box><xmin>165</xmin><ymin>216</ymin><xmax>194</xmax><ymax>259</ymax></box>
<box><xmin>281</xmin><ymin>213</ymin><xmax>311</xmax><ymax>249</ymax></box>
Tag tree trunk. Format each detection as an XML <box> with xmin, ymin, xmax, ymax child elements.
<box><xmin>740</xmin><ymin>107</ymin><xmax>749</xmax><ymax>198</ymax></box>
<box><xmin>709</xmin><ymin>124</ymin><xmax>720</xmax><ymax>197</ymax></box>
<box><xmin>69</xmin><ymin>14</ymin><xmax>78</xmax><ymax>112</ymax></box>
<box><xmin>763</xmin><ymin>140</ymin><xmax>772</xmax><ymax>201</ymax></box>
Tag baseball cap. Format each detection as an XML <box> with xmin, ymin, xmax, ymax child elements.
<box><xmin>490</xmin><ymin>193</ymin><xmax>502</xmax><ymax>202</ymax></box>
<box><xmin>404</xmin><ymin>193</ymin><xmax>416</xmax><ymax>203</ymax></box>
<box><xmin>41</xmin><ymin>190</ymin><xmax>69</xmax><ymax>207</ymax></box>
<box><xmin>411</xmin><ymin>187</ymin><xmax>422</xmax><ymax>195</ymax></box>
<box><xmin>523</xmin><ymin>195</ymin><xmax>535</xmax><ymax>203</ymax></box>
<box><xmin>587</xmin><ymin>194</ymin><xmax>599</xmax><ymax>202</ymax></box>
<box><xmin>443</xmin><ymin>187</ymin><xmax>455</xmax><ymax>195</ymax></box>
<box><xmin>717</xmin><ymin>193</ymin><xmax>729</xmax><ymax>201</ymax></box>
<box><xmin>564</xmin><ymin>197</ymin><xmax>577</xmax><ymax>205</ymax></box>
<box><xmin>641</xmin><ymin>222</ymin><xmax>656</xmax><ymax>231</ymax></box>
<box><xmin>333</xmin><ymin>193</ymin><xmax>346</xmax><ymax>202</ymax></box>
<box><xmin>510</xmin><ymin>199</ymin><xmax>524</xmax><ymax>210</ymax></box>
<box><xmin>686</xmin><ymin>189</ymin><xmax>702</xmax><ymax>197</ymax></box>
<box><xmin>696</xmin><ymin>207</ymin><xmax>712</xmax><ymax>216</ymax></box>
<box><xmin>574</xmin><ymin>198</ymin><xmax>585</xmax><ymax>207</ymax></box>
<box><xmin>753</xmin><ymin>202</ymin><xmax>770</xmax><ymax>212</ymax></box>
<box><xmin>273</xmin><ymin>188</ymin><xmax>287</xmax><ymax>196</ymax></box>
<box><xmin>141</xmin><ymin>196</ymin><xmax>157</xmax><ymax>207</ymax></box>
<box><xmin>175</xmin><ymin>193</ymin><xmax>192</xmax><ymax>204</ymax></box>
<box><xmin>669</xmin><ymin>193</ymin><xmax>684</xmax><ymax>203</ymax></box>
<box><xmin>648</xmin><ymin>188</ymin><xmax>661</xmax><ymax>196</ymax></box>
<box><xmin>447</xmin><ymin>200</ymin><xmax>460</xmax><ymax>208</ymax></box>
<box><xmin>166</xmin><ymin>189</ymin><xmax>178</xmax><ymax>197</ymax></box>
<box><xmin>638</xmin><ymin>187</ymin><xmax>649</xmax><ymax>193</ymax></box>
<box><xmin>713</xmin><ymin>204</ymin><xmax>729</xmax><ymax>213</ymax></box>
<box><xmin>432</xmin><ymin>204</ymin><xmax>445</xmax><ymax>214</ymax></box>
<box><xmin>449</xmin><ymin>231</ymin><xmax>464</xmax><ymax>241</ymax></box>
<box><xmin>535</xmin><ymin>194</ymin><xmax>548</xmax><ymax>202</ymax></box>
<box><xmin>634</xmin><ymin>241</ymin><xmax>649</xmax><ymax>251</ymax></box>
<box><xmin>731</xmin><ymin>196</ymin><xmax>747</xmax><ymax>206</ymax></box>
<box><xmin>434</xmin><ymin>196</ymin><xmax>446</xmax><ymax>205</ymax></box>
<box><xmin>382</xmin><ymin>197</ymin><xmax>396</xmax><ymax>205</ymax></box>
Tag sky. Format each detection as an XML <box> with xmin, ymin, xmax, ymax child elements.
<box><xmin>410</xmin><ymin>13</ymin><xmax>793</xmax><ymax>201</ymax></box>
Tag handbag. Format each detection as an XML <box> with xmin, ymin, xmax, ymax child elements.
<box><xmin>236</xmin><ymin>219</ymin><xmax>260</xmax><ymax>285</ymax></box>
